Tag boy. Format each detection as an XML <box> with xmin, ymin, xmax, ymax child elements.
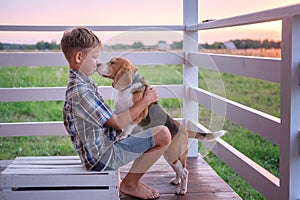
<box><xmin>61</xmin><ymin>27</ymin><xmax>171</xmax><ymax>199</ymax></box>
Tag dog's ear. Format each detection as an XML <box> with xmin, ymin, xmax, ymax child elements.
<box><xmin>113</xmin><ymin>61</ymin><xmax>136</xmax><ymax>90</ymax></box>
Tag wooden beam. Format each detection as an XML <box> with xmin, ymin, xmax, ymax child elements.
<box><xmin>190</xmin><ymin>87</ymin><xmax>281</xmax><ymax>145</ymax></box>
<box><xmin>187</xmin><ymin>3</ymin><xmax>300</xmax><ymax>31</ymax></box>
<box><xmin>0</xmin><ymin>122</ymin><xmax>67</xmax><ymax>137</ymax></box>
<box><xmin>0</xmin><ymin>52</ymin><xmax>184</xmax><ymax>67</ymax></box>
<box><xmin>279</xmin><ymin>15</ymin><xmax>300</xmax><ymax>200</ymax></box>
<box><xmin>183</xmin><ymin>0</ymin><xmax>199</xmax><ymax>157</ymax></box>
<box><xmin>0</xmin><ymin>87</ymin><xmax>111</xmax><ymax>102</ymax></box>
<box><xmin>0</xmin><ymin>118</ymin><xmax>184</xmax><ymax>137</ymax></box>
<box><xmin>0</xmin><ymin>25</ymin><xmax>185</xmax><ymax>32</ymax></box>
<box><xmin>0</xmin><ymin>85</ymin><xmax>183</xmax><ymax>102</ymax></box>
<box><xmin>188</xmin><ymin>52</ymin><xmax>281</xmax><ymax>83</ymax></box>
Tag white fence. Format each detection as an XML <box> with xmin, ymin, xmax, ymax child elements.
<box><xmin>0</xmin><ymin>1</ymin><xmax>300</xmax><ymax>199</ymax></box>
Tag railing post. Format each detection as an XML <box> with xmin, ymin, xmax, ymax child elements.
<box><xmin>183</xmin><ymin>0</ymin><xmax>199</xmax><ymax>157</ymax></box>
<box><xmin>280</xmin><ymin>15</ymin><xmax>300</xmax><ymax>200</ymax></box>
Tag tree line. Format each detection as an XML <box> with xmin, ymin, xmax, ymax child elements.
<box><xmin>201</xmin><ymin>39</ymin><xmax>281</xmax><ymax>49</ymax></box>
<box><xmin>0</xmin><ymin>41</ymin><xmax>60</xmax><ymax>50</ymax></box>
<box><xmin>0</xmin><ymin>39</ymin><xmax>281</xmax><ymax>51</ymax></box>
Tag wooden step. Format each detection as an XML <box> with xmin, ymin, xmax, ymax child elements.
<box><xmin>0</xmin><ymin>156</ymin><xmax>120</xmax><ymax>200</ymax></box>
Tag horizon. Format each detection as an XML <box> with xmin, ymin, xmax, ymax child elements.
<box><xmin>0</xmin><ymin>0</ymin><xmax>299</xmax><ymax>45</ymax></box>
<box><xmin>0</xmin><ymin>37</ymin><xmax>282</xmax><ymax>46</ymax></box>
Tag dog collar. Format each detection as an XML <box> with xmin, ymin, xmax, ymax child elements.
<box><xmin>132</xmin><ymin>71</ymin><xmax>140</xmax><ymax>84</ymax></box>
<box><xmin>120</xmin><ymin>71</ymin><xmax>142</xmax><ymax>91</ymax></box>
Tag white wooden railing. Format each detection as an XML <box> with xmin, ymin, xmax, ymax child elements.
<box><xmin>0</xmin><ymin>1</ymin><xmax>300</xmax><ymax>199</ymax></box>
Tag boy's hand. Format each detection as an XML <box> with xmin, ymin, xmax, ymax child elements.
<box><xmin>107</xmin><ymin>86</ymin><xmax>158</xmax><ymax>130</ymax></box>
<box><xmin>143</xmin><ymin>87</ymin><xmax>158</xmax><ymax>105</ymax></box>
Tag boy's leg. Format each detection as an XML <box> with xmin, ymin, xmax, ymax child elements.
<box><xmin>120</xmin><ymin>125</ymin><xmax>171</xmax><ymax>199</ymax></box>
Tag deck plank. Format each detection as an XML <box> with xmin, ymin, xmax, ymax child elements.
<box><xmin>1</xmin><ymin>156</ymin><xmax>241</xmax><ymax>200</ymax></box>
<box><xmin>120</xmin><ymin>156</ymin><xmax>241</xmax><ymax>200</ymax></box>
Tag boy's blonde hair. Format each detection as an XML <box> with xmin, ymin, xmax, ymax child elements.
<box><xmin>61</xmin><ymin>27</ymin><xmax>102</xmax><ymax>63</ymax></box>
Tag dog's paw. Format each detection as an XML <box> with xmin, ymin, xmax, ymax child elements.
<box><xmin>170</xmin><ymin>177</ymin><xmax>180</xmax><ymax>185</ymax></box>
<box><xmin>175</xmin><ymin>186</ymin><xmax>187</xmax><ymax>195</ymax></box>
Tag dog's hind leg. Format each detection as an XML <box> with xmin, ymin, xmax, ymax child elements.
<box><xmin>169</xmin><ymin>158</ymin><xmax>189</xmax><ymax>195</ymax></box>
<box><xmin>177</xmin><ymin>151</ymin><xmax>189</xmax><ymax>195</ymax></box>
<box><xmin>169</xmin><ymin>160</ymin><xmax>181</xmax><ymax>185</ymax></box>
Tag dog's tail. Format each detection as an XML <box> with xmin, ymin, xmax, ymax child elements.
<box><xmin>188</xmin><ymin>130</ymin><xmax>226</xmax><ymax>140</ymax></box>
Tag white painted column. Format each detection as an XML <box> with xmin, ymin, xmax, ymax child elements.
<box><xmin>183</xmin><ymin>0</ymin><xmax>199</xmax><ymax>157</ymax></box>
<box><xmin>280</xmin><ymin>15</ymin><xmax>300</xmax><ymax>200</ymax></box>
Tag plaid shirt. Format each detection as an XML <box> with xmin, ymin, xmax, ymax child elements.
<box><xmin>63</xmin><ymin>69</ymin><xmax>121</xmax><ymax>170</ymax></box>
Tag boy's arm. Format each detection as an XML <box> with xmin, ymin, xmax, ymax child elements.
<box><xmin>105</xmin><ymin>87</ymin><xmax>158</xmax><ymax>130</ymax></box>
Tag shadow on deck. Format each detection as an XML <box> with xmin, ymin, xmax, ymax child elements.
<box><xmin>120</xmin><ymin>156</ymin><xmax>241</xmax><ymax>200</ymax></box>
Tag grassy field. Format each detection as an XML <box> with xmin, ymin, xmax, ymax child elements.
<box><xmin>0</xmin><ymin>49</ymin><xmax>280</xmax><ymax>199</ymax></box>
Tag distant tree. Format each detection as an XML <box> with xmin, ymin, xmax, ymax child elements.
<box><xmin>44</xmin><ymin>42</ymin><xmax>48</xmax><ymax>49</ymax></box>
<box><xmin>231</xmin><ymin>39</ymin><xmax>281</xmax><ymax>49</ymax></box>
<box><xmin>211</xmin><ymin>42</ymin><xmax>222</xmax><ymax>49</ymax></box>
<box><xmin>50</xmin><ymin>40</ymin><xmax>60</xmax><ymax>50</ymax></box>
<box><xmin>132</xmin><ymin>41</ymin><xmax>144</xmax><ymax>49</ymax></box>
<box><xmin>231</xmin><ymin>39</ymin><xmax>257</xmax><ymax>49</ymax></box>
<box><xmin>36</xmin><ymin>41</ymin><xmax>46</xmax><ymax>50</ymax></box>
<box><xmin>200</xmin><ymin>42</ymin><xmax>223</xmax><ymax>49</ymax></box>
<box><xmin>271</xmin><ymin>40</ymin><xmax>281</xmax><ymax>49</ymax></box>
<box><xmin>24</xmin><ymin>44</ymin><xmax>35</xmax><ymax>50</ymax></box>
<box><xmin>200</xmin><ymin>42</ymin><xmax>209</xmax><ymax>49</ymax></box>
<box><xmin>36</xmin><ymin>40</ymin><xmax>60</xmax><ymax>50</ymax></box>
<box><xmin>171</xmin><ymin>41</ymin><xmax>183</xmax><ymax>49</ymax></box>
<box><xmin>0</xmin><ymin>42</ymin><xmax>3</xmax><ymax>50</ymax></box>
<box><xmin>262</xmin><ymin>39</ymin><xmax>281</xmax><ymax>49</ymax></box>
<box><xmin>111</xmin><ymin>44</ymin><xmax>132</xmax><ymax>50</ymax></box>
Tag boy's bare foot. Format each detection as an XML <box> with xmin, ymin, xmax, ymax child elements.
<box><xmin>120</xmin><ymin>181</ymin><xmax>160</xmax><ymax>199</ymax></box>
<box><xmin>140</xmin><ymin>181</ymin><xmax>159</xmax><ymax>194</ymax></box>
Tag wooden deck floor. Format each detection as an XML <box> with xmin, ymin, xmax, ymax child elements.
<box><xmin>119</xmin><ymin>156</ymin><xmax>241</xmax><ymax>200</ymax></box>
<box><xmin>0</xmin><ymin>156</ymin><xmax>241</xmax><ymax>200</ymax></box>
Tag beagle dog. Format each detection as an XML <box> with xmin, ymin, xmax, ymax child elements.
<box><xmin>97</xmin><ymin>57</ymin><xmax>226</xmax><ymax>195</ymax></box>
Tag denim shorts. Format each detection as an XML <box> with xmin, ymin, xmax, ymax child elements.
<box><xmin>91</xmin><ymin>128</ymin><xmax>155</xmax><ymax>171</ymax></box>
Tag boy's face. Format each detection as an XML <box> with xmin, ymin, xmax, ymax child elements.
<box><xmin>78</xmin><ymin>46</ymin><xmax>101</xmax><ymax>76</ymax></box>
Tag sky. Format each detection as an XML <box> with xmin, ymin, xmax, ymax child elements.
<box><xmin>0</xmin><ymin>0</ymin><xmax>299</xmax><ymax>45</ymax></box>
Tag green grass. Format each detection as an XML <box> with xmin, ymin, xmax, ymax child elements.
<box><xmin>0</xmin><ymin>64</ymin><xmax>280</xmax><ymax>199</ymax></box>
<box><xmin>0</xmin><ymin>136</ymin><xmax>76</xmax><ymax>159</ymax></box>
<box><xmin>197</xmin><ymin>69</ymin><xmax>279</xmax><ymax>199</ymax></box>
